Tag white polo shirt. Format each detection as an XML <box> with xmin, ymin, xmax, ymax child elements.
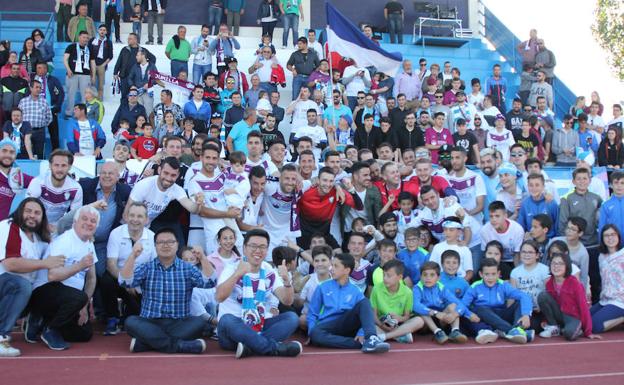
<box><xmin>106</xmin><ymin>225</ymin><xmax>156</xmax><ymax>269</ymax></box>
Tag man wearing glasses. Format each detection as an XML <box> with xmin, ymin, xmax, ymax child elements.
<box><xmin>111</xmin><ymin>86</ymin><xmax>147</xmax><ymax>136</ymax></box>
<box><xmin>249</xmin><ymin>46</ymin><xmax>279</xmax><ymax>94</ymax></box>
<box><xmin>120</xmin><ymin>227</ymin><xmax>217</xmax><ymax>354</ymax></box>
<box><xmin>216</xmin><ymin>229</ymin><xmax>302</xmax><ymax>359</ymax></box>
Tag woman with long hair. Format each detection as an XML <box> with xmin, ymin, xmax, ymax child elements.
<box><xmin>597</xmin><ymin>126</ymin><xmax>624</xmax><ymax>168</ymax></box>
<box><xmin>18</xmin><ymin>38</ymin><xmax>43</xmax><ymax>78</ymax></box>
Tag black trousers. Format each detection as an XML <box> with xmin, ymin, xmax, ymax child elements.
<box><xmin>29</xmin><ymin>282</ymin><xmax>92</xmax><ymax>342</ymax></box>
<box><xmin>30</xmin><ymin>127</ymin><xmax>46</xmax><ymax>160</ymax></box>
<box><xmin>261</xmin><ymin>21</ymin><xmax>277</xmax><ymax>40</ymax></box>
<box><xmin>99</xmin><ymin>271</ymin><xmax>142</xmax><ymax>319</ymax></box>
<box><xmin>105</xmin><ymin>6</ymin><xmax>121</xmax><ymax>41</ymax></box>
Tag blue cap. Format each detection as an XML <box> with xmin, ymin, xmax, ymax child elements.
<box><xmin>0</xmin><ymin>138</ymin><xmax>18</xmax><ymax>152</ymax></box>
<box><xmin>498</xmin><ymin>162</ymin><xmax>518</xmax><ymax>176</ymax></box>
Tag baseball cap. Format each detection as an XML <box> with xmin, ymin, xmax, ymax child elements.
<box><xmin>495</xmin><ymin>113</ymin><xmax>506</xmax><ymax>121</ymax></box>
<box><xmin>498</xmin><ymin>162</ymin><xmax>518</xmax><ymax>176</ymax></box>
<box><xmin>0</xmin><ymin>138</ymin><xmax>18</xmax><ymax>152</ymax></box>
<box><xmin>211</xmin><ymin>112</ymin><xmax>222</xmax><ymax>119</ymax></box>
<box><xmin>379</xmin><ymin>212</ymin><xmax>397</xmax><ymax>226</ymax></box>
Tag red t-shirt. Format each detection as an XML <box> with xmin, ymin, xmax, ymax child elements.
<box><xmin>299</xmin><ymin>186</ymin><xmax>357</xmax><ymax>223</ymax></box>
<box><xmin>407</xmin><ymin>175</ymin><xmax>453</xmax><ymax>198</ymax></box>
<box><xmin>131</xmin><ymin>136</ymin><xmax>159</xmax><ymax>159</ymax></box>
<box><xmin>374</xmin><ymin>180</ymin><xmax>419</xmax><ymax>210</ymax></box>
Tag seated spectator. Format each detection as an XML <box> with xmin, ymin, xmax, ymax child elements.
<box><xmin>66</xmin><ymin>103</ymin><xmax>106</xmax><ymax>159</ymax></box>
<box><xmin>0</xmin><ymin>51</ymin><xmax>29</xmax><ymax>81</ymax></box>
<box><xmin>84</xmin><ymin>86</ymin><xmax>104</xmax><ymax>124</ymax></box>
<box><xmin>480</xmin><ymin>201</ymin><xmax>524</xmax><ymax>272</ymax></box>
<box><xmin>439</xmin><ymin>250</ymin><xmax>470</xmax><ymax>299</ymax></box>
<box><xmin>120</xmin><ymin>228</ymin><xmax>217</xmax><ymax>354</ymax></box>
<box><xmin>2</xmin><ymin>108</ymin><xmax>34</xmax><ymax>160</ymax></box>
<box><xmin>111</xmin><ymin>87</ymin><xmax>147</xmax><ymax>135</ymax></box>
<box><xmin>510</xmin><ymin>240</ymin><xmax>549</xmax><ymax>312</ymax></box>
<box><xmin>18</xmin><ymin>38</ymin><xmax>43</xmax><ymax>79</ymax></box>
<box><xmin>517</xmin><ymin>173</ymin><xmax>559</xmax><ymax>238</ymax></box>
<box><xmin>1</xmin><ymin>63</ymin><xmax>30</xmax><ymax>119</ymax></box>
<box><xmin>597</xmin><ymin>126</ymin><xmax>624</xmax><ymax>168</ymax></box>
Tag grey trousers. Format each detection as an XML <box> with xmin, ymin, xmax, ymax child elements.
<box><xmin>65</xmin><ymin>74</ymin><xmax>91</xmax><ymax>115</ymax></box>
<box><xmin>147</xmin><ymin>11</ymin><xmax>165</xmax><ymax>43</ymax></box>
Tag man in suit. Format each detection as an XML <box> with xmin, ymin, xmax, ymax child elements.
<box><xmin>34</xmin><ymin>62</ymin><xmax>64</xmax><ymax>151</ymax></box>
<box><xmin>340</xmin><ymin>162</ymin><xmax>382</xmax><ymax>245</ymax></box>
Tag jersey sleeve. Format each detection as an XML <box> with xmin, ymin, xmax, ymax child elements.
<box><xmin>25</xmin><ymin>177</ymin><xmax>42</xmax><ymax>198</ymax></box>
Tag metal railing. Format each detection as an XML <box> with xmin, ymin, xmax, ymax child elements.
<box><xmin>0</xmin><ymin>11</ymin><xmax>55</xmax><ymax>41</ymax></box>
<box><xmin>478</xmin><ymin>3</ymin><xmax>576</xmax><ymax>120</ymax></box>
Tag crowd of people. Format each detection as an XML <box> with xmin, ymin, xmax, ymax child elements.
<box><xmin>0</xmin><ymin>1</ymin><xmax>624</xmax><ymax>359</ymax></box>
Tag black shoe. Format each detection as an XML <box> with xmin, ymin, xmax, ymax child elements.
<box><xmin>23</xmin><ymin>313</ymin><xmax>44</xmax><ymax>343</ymax></box>
<box><xmin>235</xmin><ymin>342</ymin><xmax>253</xmax><ymax>359</ymax></box>
<box><xmin>115</xmin><ymin>39</ymin><xmax>122</xmax><ymax>43</ymax></box>
<box><xmin>129</xmin><ymin>337</ymin><xmax>150</xmax><ymax>353</ymax></box>
<box><xmin>157</xmin><ymin>40</ymin><xmax>163</xmax><ymax>45</ymax></box>
<box><xmin>274</xmin><ymin>341</ymin><xmax>303</xmax><ymax>357</ymax></box>
<box><xmin>145</xmin><ymin>41</ymin><xmax>153</xmax><ymax>45</ymax></box>
<box><xmin>177</xmin><ymin>339</ymin><xmax>206</xmax><ymax>354</ymax></box>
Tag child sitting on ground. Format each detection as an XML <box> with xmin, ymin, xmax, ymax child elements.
<box><xmin>440</xmin><ymin>250</ymin><xmax>470</xmax><ymax>299</ymax></box>
<box><xmin>510</xmin><ymin>240</ymin><xmax>550</xmax><ymax>314</ymax></box>
<box><xmin>412</xmin><ymin>261</ymin><xmax>478</xmax><ymax>344</ymax></box>
<box><xmin>462</xmin><ymin>258</ymin><xmax>535</xmax><ymax>345</ymax></box>
<box><xmin>298</xmin><ymin>245</ymin><xmax>333</xmax><ymax>331</ymax></box>
<box><xmin>307</xmin><ymin>253</ymin><xmax>391</xmax><ymax>353</ymax></box>
<box><xmin>370</xmin><ymin>260</ymin><xmax>424</xmax><ymax>344</ymax></box>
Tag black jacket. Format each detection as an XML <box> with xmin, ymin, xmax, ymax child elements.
<box><xmin>353</xmin><ymin>126</ymin><xmax>384</xmax><ymax>154</ymax></box>
<box><xmin>142</xmin><ymin>0</ymin><xmax>168</xmax><ymax>11</ymax></box>
<box><xmin>79</xmin><ymin>177</ymin><xmax>131</xmax><ymax>231</ymax></box>
<box><xmin>257</xmin><ymin>1</ymin><xmax>281</xmax><ymax>19</ymax></box>
<box><xmin>114</xmin><ymin>45</ymin><xmax>156</xmax><ymax>79</ymax></box>
<box><xmin>393</xmin><ymin>126</ymin><xmax>425</xmax><ymax>152</ymax></box>
<box><xmin>88</xmin><ymin>37</ymin><xmax>114</xmax><ymax>66</ymax></box>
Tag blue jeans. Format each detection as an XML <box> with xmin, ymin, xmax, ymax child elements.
<box><xmin>470</xmin><ymin>244</ymin><xmax>484</xmax><ymax>275</ymax></box>
<box><xmin>193</xmin><ymin>63</ymin><xmax>212</xmax><ymax>85</ymax></box>
<box><xmin>469</xmin><ymin>302</ymin><xmax>523</xmax><ymax>334</ymax></box>
<box><xmin>309</xmin><ymin>298</ymin><xmax>377</xmax><ymax>349</ymax></box>
<box><xmin>125</xmin><ymin>316</ymin><xmax>206</xmax><ymax>353</ymax></box>
<box><xmin>207</xmin><ymin>7</ymin><xmax>223</xmax><ymax>35</ymax></box>
<box><xmin>590</xmin><ymin>303</ymin><xmax>624</xmax><ymax>333</ymax></box>
<box><xmin>347</xmin><ymin>96</ymin><xmax>358</xmax><ymax>111</ymax></box>
<box><xmin>282</xmin><ymin>13</ymin><xmax>299</xmax><ymax>47</ymax></box>
<box><xmin>218</xmin><ymin>312</ymin><xmax>299</xmax><ymax>355</ymax></box>
<box><xmin>94</xmin><ymin>241</ymin><xmax>107</xmax><ymax>278</ymax></box>
<box><xmin>132</xmin><ymin>22</ymin><xmax>142</xmax><ymax>43</ymax></box>
<box><xmin>0</xmin><ymin>274</ymin><xmax>32</xmax><ymax>335</ymax></box>
<box><xmin>171</xmin><ymin>60</ymin><xmax>188</xmax><ymax>78</ymax></box>
<box><xmin>387</xmin><ymin>14</ymin><xmax>403</xmax><ymax>44</ymax></box>
<box><xmin>291</xmin><ymin>74</ymin><xmax>308</xmax><ymax>101</ymax></box>
<box><xmin>260</xmin><ymin>82</ymin><xmax>278</xmax><ymax>94</ymax></box>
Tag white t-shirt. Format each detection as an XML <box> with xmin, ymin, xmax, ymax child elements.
<box><xmin>223</xmin><ymin>171</ymin><xmax>250</xmax><ymax>209</ymax></box>
<box><xmin>479</xmin><ymin>219</ymin><xmax>525</xmax><ymax>262</ymax></box>
<box><xmin>300</xmin><ymin>273</ymin><xmax>330</xmax><ymax>314</ymax></box>
<box><xmin>486</xmin><ymin>128</ymin><xmax>515</xmax><ymax>161</ymax></box>
<box><xmin>129</xmin><ymin>175</ymin><xmax>188</xmax><ymax>224</ymax></box>
<box><xmin>290</xmin><ymin>100</ymin><xmax>320</xmax><ymax>134</ymax></box>
<box><xmin>587</xmin><ymin>114</ymin><xmax>605</xmax><ymax>130</ymax></box>
<box><xmin>106</xmin><ymin>225</ymin><xmax>156</xmax><ymax>269</ymax></box>
<box><xmin>26</xmin><ymin>172</ymin><xmax>83</xmax><ymax>225</ymax></box>
<box><xmin>260</xmin><ymin>180</ymin><xmax>301</xmax><ymax>253</ymax></box>
<box><xmin>343</xmin><ymin>66</ymin><xmax>371</xmax><ymax>97</ymax></box>
<box><xmin>496</xmin><ymin>189</ymin><xmax>526</xmax><ymax>216</ymax></box>
<box><xmin>429</xmin><ymin>242</ymin><xmax>473</xmax><ymax>278</ymax></box>
<box><xmin>510</xmin><ymin>263</ymin><xmax>550</xmax><ymax>309</ymax></box>
<box><xmin>411</xmin><ymin>200</ymin><xmax>467</xmax><ymax>241</ymax></box>
<box><xmin>187</xmin><ymin>171</ymin><xmax>228</xmax><ymax>245</ymax></box>
<box><xmin>77</xmin><ymin>120</ymin><xmax>94</xmax><ymax>156</ymax></box>
<box><xmin>0</xmin><ymin>220</ymin><xmax>48</xmax><ymax>283</ymax></box>
<box><xmin>217</xmin><ymin>260</ymin><xmax>284</xmax><ymax>320</ymax></box>
<box><xmin>293</xmin><ymin>124</ymin><xmax>328</xmax><ymax>161</ymax></box>
<box><xmin>448</xmin><ymin>169</ymin><xmax>486</xmax><ymax>222</ymax></box>
<box><xmin>36</xmin><ymin>228</ymin><xmax>97</xmax><ymax>290</ymax></box>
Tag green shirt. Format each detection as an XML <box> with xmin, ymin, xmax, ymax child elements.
<box><xmin>281</xmin><ymin>0</ymin><xmax>301</xmax><ymax>15</ymax></box>
<box><xmin>165</xmin><ymin>39</ymin><xmax>192</xmax><ymax>62</ymax></box>
<box><xmin>75</xmin><ymin>17</ymin><xmax>87</xmax><ymax>41</ymax></box>
<box><xmin>370</xmin><ymin>282</ymin><xmax>413</xmax><ymax>318</ymax></box>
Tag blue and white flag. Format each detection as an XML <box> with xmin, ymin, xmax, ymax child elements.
<box><xmin>325</xmin><ymin>2</ymin><xmax>403</xmax><ymax>75</ymax></box>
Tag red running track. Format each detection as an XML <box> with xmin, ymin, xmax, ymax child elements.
<box><xmin>3</xmin><ymin>330</ymin><xmax>624</xmax><ymax>385</ymax></box>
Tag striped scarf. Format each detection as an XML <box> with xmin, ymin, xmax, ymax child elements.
<box><xmin>241</xmin><ymin>263</ymin><xmax>266</xmax><ymax>332</ymax></box>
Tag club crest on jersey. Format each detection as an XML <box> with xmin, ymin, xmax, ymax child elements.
<box><xmin>329</xmin><ymin>196</ymin><xmax>334</xmax><ymax>203</ymax></box>
<box><xmin>143</xmin><ymin>141</ymin><xmax>155</xmax><ymax>152</ymax></box>
<box><xmin>64</xmin><ymin>192</ymin><xmax>71</xmax><ymax>200</ymax></box>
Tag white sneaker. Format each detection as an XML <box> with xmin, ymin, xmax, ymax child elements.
<box><xmin>539</xmin><ymin>324</ymin><xmax>560</xmax><ymax>338</ymax></box>
<box><xmin>0</xmin><ymin>335</ymin><xmax>21</xmax><ymax>357</ymax></box>
<box><xmin>475</xmin><ymin>329</ymin><xmax>498</xmax><ymax>344</ymax></box>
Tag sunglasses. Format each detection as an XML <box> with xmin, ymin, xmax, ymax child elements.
<box><xmin>510</xmin><ymin>152</ymin><xmax>525</xmax><ymax>157</ymax></box>
<box><xmin>435</xmin><ymin>95</ymin><xmax>443</xmax><ymax>98</ymax></box>
<box><xmin>420</xmin><ymin>63</ymin><xmax>427</xmax><ymax>66</ymax></box>
<box><xmin>357</xmin><ymin>97</ymin><xmax>365</xmax><ymax>99</ymax></box>
<box><xmin>128</xmin><ymin>93</ymin><xmax>138</xmax><ymax>97</ymax></box>
<box><xmin>226</xmin><ymin>81</ymin><xmax>235</xmax><ymax>84</ymax></box>
<box><xmin>474</xmin><ymin>118</ymin><xmax>482</xmax><ymax>121</ymax></box>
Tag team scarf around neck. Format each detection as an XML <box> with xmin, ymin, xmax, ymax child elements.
<box><xmin>75</xmin><ymin>43</ymin><xmax>90</xmax><ymax>73</ymax></box>
<box><xmin>241</xmin><ymin>260</ymin><xmax>266</xmax><ymax>332</ymax></box>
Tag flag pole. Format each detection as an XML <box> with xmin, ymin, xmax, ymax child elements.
<box><xmin>326</xmin><ymin>24</ymin><xmax>336</xmax><ymax>138</ymax></box>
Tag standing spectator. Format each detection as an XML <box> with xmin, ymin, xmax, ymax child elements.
<box><xmin>114</xmin><ymin>33</ymin><xmax>156</xmax><ymax>99</ymax></box>
<box><xmin>306</xmin><ymin>29</ymin><xmax>323</xmax><ymax>59</ymax></box>
<box><xmin>130</xmin><ymin>3</ymin><xmax>143</xmax><ymax>43</ymax></box>
<box><xmin>127</xmin><ymin>49</ymin><xmax>157</xmax><ymax>116</ymax></box>
<box><xmin>209</xmin><ymin>25</ymin><xmax>241</xmax><ymax>76</ymax></box>
<box><xmin>597</xmin><ymin>126</ymin><xmax>624</xmax><ymax>168</ymax></box>
<box><xmin>485</xmin><ymin>64</ymin><xmax>507</xmax><ymax>113</ymax></box>
<box><xmin>225</xmin><ymin>0</ymin><xmax>246</xmax><ymax>36</ymax></box>
<box><xmin>18</xmin><ymin>80</ymin><xmax>52</xmax><ymax>159</ymax></box>
<box><xmin>32</xmin><ymin>29</ymin><xmax>54</xmax><ymax>67</ymax></box>
<box><xmin>151</xmin><ymin>89</ymin><xmax>183</xmax><ymax>129</ymax></box>
<box><xmin>111</xmin><ymin>86</ymin><xmax>147</xmax><ymax>135</ymax></box>
<box><xmin>218</xmin><ymin>58</ymin><xmax>248</xmax><ymax>94</ymax></box>
<box><xmin>67</xmin><ymin>3</ymin><xmax>96</xmax><ymax>42</ymax></box>
<box><xmin>2</xmin><ymin>108</ymin><xmax>34</xmax><ymax>160</ymax></box>
<box><xmin>120</xmin><ymin>228</ymin><xmax>217</xmax><ymax>354</ymax></box>
<box><xmin>142</xmin><ymin>0</ymin><xmax>167</xmax><ymax>45</ymax></box>
<box><xmin>393</xmin><ymin>60</ymin><xmax>422</xmax><ymax>103</ymax></box>
<box><xmin>1</xmin><ymin>63</ymin><xmax>30</xmax><ymax>120</ymax></box>
<box><xmin>528</xmin><ymin>70</ymin><xmax>553</xmax><ymax>110</ymax></box>
<box><xmin>286</xmin><ymin>37</ymin><xmax>320</xmax><ymax>101</ymax></box>
<box><xmin>517</xmin><ymin>29</ymin><xmax>539</xmax><ymax>66</ymax></box>
<box><xmin>552</xmin><ymin>115</ymin><xmax>580</xmax><ymax>166</ymax></box>
<box><xmin>384</xmin><ymin>0</ymin><xmax>404</xmax><ymax>44</ymax></box>
<box><xmin>207</xmin><ymin>0</ymin><xmax>225</xmax><ymax>35</ymax></box>
<box><xmin>342</xmin><ymin>59</ymin><xmax>371</xmax><ymax>111</ymax></box>
<box><xmin>280</xmin><ymin>0</ymin><xmax>304</xmax><ymax>49</ymax></box>
<box><xmin>257</xmin><ymin>1</ymin><xmax>281</xmax><ymax>41</ymax></box>
<box><xmin>223</xmin><ymin>90</ymin><xmax>245</xmax><ymax>133</ymax></box>
<box><xmin>191</xmin><ymin>25</ymin><xmax>213</xmax><ymax>86</ymax></box>
<box><xmin>55</xmin><ymin>0</ymin><xmax>77</xmax><ymax>42</ymax></box>
<box><xmin>33</xmin><ymin>63</ymin><xmax>64</xmax><ymax>151</ymax></box>
<box><xmin>584</xmin><ymin>91</ymin><xmax>604</xmax><ymax>116</ymax></box>
<box><xmin>586</xmin><ymin>102</ymin><xmax>606</xmax><ymax>135</ymax></box>
<box><xmin>184</xmin><ymin>85</ymin><xmax>212</xmax><ymax>133</ymax></box>
<box><xmin>270</xmin><ymin>91</ymin><xmax>285</xmax><ymax>127</ymax></box>
<box><xmin>166</xmin><ymin>26</ymin><xmax>192</xmax><ymax>78</ymax></box>
<box><xmin>534</xmin><ymin>39</ymin><xmax>556</xmax><ymax>84</ymax></box>
<box><xmin>425</xmin><ymin>112</ymin><xmax>454</xmax><ymax>165</ymax></box>
<box><xmin>104</xmin><ymin>0</ymin><xmax>123</xmax><ymax>43</ymax></box>
<box><xmin>518</xmin><ymin>64</ymin><xmax>537</xmax><ymax>106</ymax></box>
<box><xmin>63</xmin><ymin>31</ymin><xmax>94</xmax><ymax>118</ymax></box>
<box><xmin>18</xmin><ymin>38</ymin><xmax>42</xmax><ymax>79</ymax></box>
<box><xmin>89</xmin><ymin>25</ymin><xmax>114</xmax><ymax>100</ymax></box>
<box><xmin>249</xmin><ymin>45</ymin><xmax>279</xmax><ymax>94</ymax></box>
<box><xmin>227</xmin><ymin>108</ymin><xmax>260</xmax><ymax>155</ymax></box>
<box><xmin>66</xmin><ymin>103</ymin><xmax>106</xmax><ymax>159</ymax></box>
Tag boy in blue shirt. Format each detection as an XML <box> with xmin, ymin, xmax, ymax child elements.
<box><xmin>412</xmin><ymin>262</ymin><xmax>479</xmax><ymax>344</ymax></box>
<box><xmin>397</xmin><ymin>227</ymin><xmax>430</xmax><ymax>287</ymax></box>
<box><xmin>439</xmin><ymin>250</ymin><xmax>470</xmax><ymax>299</ymax></box>
<box><xmin>462</xmin><ymin>258</ymin><xmax>535</xmax><ymax>344</ymax></box>
<box><xmin>307</xmin><ymin>253</ymin><xmax>390</xmax><ymax>353</ymax></box>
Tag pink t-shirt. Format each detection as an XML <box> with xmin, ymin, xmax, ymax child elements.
<box><xmin>425</xmin><ymin>127</ymin><xmax>454</xmax><ymax>164</ymax></box>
